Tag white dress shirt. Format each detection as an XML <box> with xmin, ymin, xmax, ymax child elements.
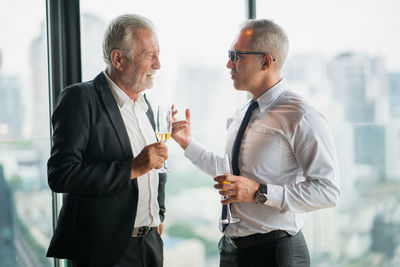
<box><xmin>185</xmin><ymin>79</ymin><xmax>340</xmax><ymax>237</ymax></box>
<box><xmin>104</xmin><ymin>71</ymin><xmax>160</xmax><ymax>228</ymax></box>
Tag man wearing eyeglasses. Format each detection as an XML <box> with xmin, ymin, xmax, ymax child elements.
<box><xmin>172</xmin><ymin>19</ymin><xmax>340</xmax><ymax>266</ymax></box>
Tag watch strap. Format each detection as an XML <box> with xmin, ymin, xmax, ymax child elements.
<box><xmin>259</xmin><ymin>184</ymin><xmax>268</xmax><ymax>194</ymax></box>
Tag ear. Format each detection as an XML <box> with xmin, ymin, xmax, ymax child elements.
<box><xmin>110</xmin><ymin>49</ymin><xmax>124</xmax><ymax>71</ymax></box>
<box><xmin>261</xmin><ymin>54</ymin><xmax>274</xmax><ymax>70</ymax></box>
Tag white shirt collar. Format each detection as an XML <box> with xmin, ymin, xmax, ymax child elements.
<box><xmin>103</xmin><ymin>70</ymin><xmax>148</xmax><ymax>112</ymax></box>
<box><xmin>251</xmin><ymin>78</ymin><xmax>288</xmax><ymax>112</ymax></box>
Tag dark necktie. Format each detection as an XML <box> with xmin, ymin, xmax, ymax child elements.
<box><xmin>221</xmin><ymin>100</ymin><xmax>259</xmax><ymax>230</ymax></box>
<box><xmin>231</xmin><ymin>100</ymin><xmax>259</xmax><ymax>176</ymax></box>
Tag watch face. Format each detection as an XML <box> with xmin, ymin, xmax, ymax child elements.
<box><xmin>256</xmin><ymin>193</ymin><xmax>267</xmax><ymax>204</ymax></box>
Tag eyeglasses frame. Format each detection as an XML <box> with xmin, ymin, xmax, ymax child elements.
<box><xmin>228</xmin><ymin>49</ymin><xmax>276</xmax><ymax>64</ymax></box>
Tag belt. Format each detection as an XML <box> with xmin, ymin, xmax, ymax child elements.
<box><xmin>227</xmin><ymin>230</ymin><xmax>290</xmax><ymax>250</ymax></box>
<box><xmin>132</xmin><ymin>226</ymin><xmax>151</xmax><ymax>237</ymax></box>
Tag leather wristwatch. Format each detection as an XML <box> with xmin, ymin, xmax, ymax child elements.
<box><xmin>255</xmin><ymin>184</ymin><xmax>268</xmax><ymax>204</ymax></box>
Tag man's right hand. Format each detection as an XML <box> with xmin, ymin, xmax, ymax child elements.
<box><xmin>171</xmin><ymin>105</ymin><xmax>192</xmax><ymax>149</ymax></box>
<box><xmin>130</xmin><ymin>142</ymin><xmax>168</xmax><ymax>179</ymax></box>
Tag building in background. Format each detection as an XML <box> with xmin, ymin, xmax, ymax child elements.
<box><xmin>285</xmin><ymin>51</ymin><xmax>400</xmax><ymax>265</ymax></box>
<box><xmin>0</xmin><ymin>164</ymin><xmax>16</xmax><ymax>267</ymax></box>
<box><xmin>0</xmin><ymin>50</ymin><xmax>24</xmax><ymax>141</ymax></box>
<box><xmin>389</xmin><ymin>73</ymin><xmax>400</xmax><ymax>118</ymax></box>
<box><xmin>328</xmin><ymin>52</ymin><xmax>390</xmax><ymax>124</ymax></box>
<box><xmin>80</xmin><ymin>13</ymin><xmax>107</xmax><ymax>81</ymax></box>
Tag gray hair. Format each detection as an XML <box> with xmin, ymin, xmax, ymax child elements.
<box><xmin>103</xmin><ymin>14</ymin><xmax>155</xmax><ymax>68</ymax></box>
<box><xmin>240</xmin><ymin>19</ymin><xmax>289</xmax><ymax>70</ymax></box>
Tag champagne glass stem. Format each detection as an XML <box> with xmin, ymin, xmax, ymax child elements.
<box><xmin>161</xmin><ymin>140</ymin><xmax>168</xmax><ymax>171</ymax></box>
<box><xmin>226</xmin><ymin>202</ymin><xmax>233</xmax><ymax>220</ymax></box>
<box><xmin>156</xmin><ymin>140</ymin><xmax>169</xmax><ymax>173</ymax></box>
<box><xmin>217</xmin><ymin>154</ymin><xmax>240</xmax><ymax>224</ymax></box>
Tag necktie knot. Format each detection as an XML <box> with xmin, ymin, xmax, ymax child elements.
<box><xmin>248</xmin><ymin>100</ymin><xmax>259</xmax><ymax>113</ymax></box>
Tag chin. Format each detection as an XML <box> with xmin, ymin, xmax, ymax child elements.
<box><xmin>233</xmin><ymin>82</ymin><xmax>244</xmax><ymax>91</ymax></box>
<box><xmin>144</xmin><ymin>78</ymin><xmax>153</xmax><ymax>89</ymax></box>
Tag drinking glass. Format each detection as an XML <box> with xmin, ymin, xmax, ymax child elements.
<box><xmin>216</xmin><ymin>154</ymin><xmax>240</xmax><ymax>224</ymax></box>
<box><xmin>156</xmin><ymin>105</ymin><xmax>172</xmax><ymax>173</ymax></box>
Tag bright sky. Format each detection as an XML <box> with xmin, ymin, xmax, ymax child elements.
<box><xmin>1</xmin><ymin>0</ymin><xmax>399</xmax><ymax>74</ymax></box>
<box><xmin>259</xmin><ymin>0</ymin><xmax>400</xmax><ymax>71</ymax></box>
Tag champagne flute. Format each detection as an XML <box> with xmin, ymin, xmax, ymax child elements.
<box><xmin>216</xmin><ymin>154</ymin><xmax>240</xmax><ymax>224</ymax></box>
<box><xmin>156</xmin><ymin>105</ymin><xmax>172</xmax><ymax>173</ymax></box>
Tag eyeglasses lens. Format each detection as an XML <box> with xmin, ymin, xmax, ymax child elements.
<box><xmin>229</xmin><ymin>50</ymin><xmax>236</xmax><ymax>64</ymax></box>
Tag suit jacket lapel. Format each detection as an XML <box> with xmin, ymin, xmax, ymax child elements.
<box><xmin>94</xmin><ymin>72</ymin><xmax>133</xmax><ymax>159</ymax></box>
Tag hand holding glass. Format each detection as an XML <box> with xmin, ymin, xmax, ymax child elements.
<box><xmin>156</xmin><ymin>105</ymin><xmax>172</xmax><ymax>173</ymax></box>
<box><xmin>216</xmin><ymin>154</ymin><xmax>240</xmax><ymax>224</ymax></box>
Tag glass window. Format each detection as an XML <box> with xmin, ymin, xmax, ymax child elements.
<box><xmin>0</xmin><ymin>1</ymin><xmax>53</xmax><ymax>266</ymax></box>
<box><xmin>257</xmin><ymin>0</ymin><xmax>400</xmax><ymax>265</ymax></box>
<box><xmin>80</xmin><ymin>1</ymin><xmax>245</xmax><ymax>266</ymax></box>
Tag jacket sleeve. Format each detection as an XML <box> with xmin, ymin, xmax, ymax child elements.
<box><xmin>47</xmin><ymin>86</ymin><xmax>132</xmax><ymax>195</ymax></box>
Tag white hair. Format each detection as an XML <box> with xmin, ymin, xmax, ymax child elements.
<box><xmin>240</xmin><ymin>19</ymin><xmax>289</xmax><ymax>70</ymax></box>
<box><xmin>103</xmin><ymin>14</ymin><xmax>155</xmax><ymax>68</ymax></box>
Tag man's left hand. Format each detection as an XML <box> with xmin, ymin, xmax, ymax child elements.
<box><xmin>156</xmin><ymin>223</ymin><xmax>163</xmax><ymax>236</ymax></box>
<box><xmin>214</xmin><ymin>174</ymin><xmax>260</xmax><ymax>204</ymax></box>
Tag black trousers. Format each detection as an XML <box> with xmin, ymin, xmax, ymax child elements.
<box><xmin>219</xmin><ymin>230</ymin><xmax>310</xmax><ymax>267</ymax></box>
<box><xmin>69</xmin><ymin>228</ymin><xmax>163</xmax><ymax>267</ymax></box>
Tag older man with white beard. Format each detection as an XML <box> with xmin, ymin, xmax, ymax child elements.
<box><xmin>47</xmin><ymin>14</ymin><xmax>168</xmax><ymax>267</ymax></box>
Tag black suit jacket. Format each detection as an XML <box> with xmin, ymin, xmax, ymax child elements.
<box><xmin>46</xmin><ymin>72</ymin><xmax>166</xmax><ymax>265</ymax></box>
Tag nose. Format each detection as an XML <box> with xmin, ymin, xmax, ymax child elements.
<box><xmin>227</xmin><ymin>58</ymin><xmax>234</xmax><ymax>69</ymax></box>
<box><xmin>153</xmin><ymin>55</ymin><xmax>161</xmax><ymax>70</ymax></box>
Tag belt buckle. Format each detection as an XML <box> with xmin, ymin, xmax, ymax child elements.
<box><xmin>132</xmin><ymin>226</ymin><xmax>150</xmax><ymax>237</ymax></box>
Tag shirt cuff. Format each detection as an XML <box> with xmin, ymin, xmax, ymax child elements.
<box><xmin>266</xmin><ymin>184</ymin><xmax>284</xmax><ymax>209</ymax></box>
<box><xmin>184</xmin><ymin>139</ymin><xmax>203</xmax><ymax>164</ymax></box>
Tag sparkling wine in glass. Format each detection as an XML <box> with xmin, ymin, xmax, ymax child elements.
<box><xmin>156</xmin><ymin>105</ymin><xmax>172</xmax><ymax>173</ymax></box>
<box><xmin>216</xmin><ymin>154</ymin><xmax>240</xmax><ymax>224</ymax></box>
